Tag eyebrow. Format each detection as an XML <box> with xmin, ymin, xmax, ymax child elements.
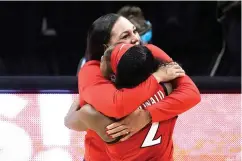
<box><xmin>119</xmin><ymin>26</ymin><xmax>136</xmax><ymax>38</ymax></box>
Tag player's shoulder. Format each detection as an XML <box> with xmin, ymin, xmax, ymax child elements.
<box><xmin>145</xmin><ymin>44</ymin><xmax>164</xmax><ymax>52</ymax></box>
<box><xmin>145</xmin><ymin>44</ymin><xmax>158</xmax><ymax>48</ymax></box>
<box><xmin>145</xmin><ymin>44</ymin><xmax>166</xmax><ymax>56</ymax></box>
<box><xmin>79</xmin><ymin>60</ymin><xmax>100</xmax><ymax>75</ymax></box>
<box><xmin>145</xmin><ymin>44</ymin><xmax>173</xmax><ymax>62</ymax></box>
<box><xmin>82</xmin><ymin>60</ymin><xmax>100</xmax><ymax>69</ymax></box>
<box><xmin>78</xmin><ymin>60</ymin><xmax>102</xmax><ymax>87</ymax></box>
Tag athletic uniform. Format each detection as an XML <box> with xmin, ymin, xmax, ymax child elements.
<box><xmin>78</xmin><ymin>44</ymin><xmax>200</xmax><ymax>161</ymax></box>
<box><xmin>105</xmin><ymin>83</ymin><xmax>177</xmax><ymax>161</ymax></box>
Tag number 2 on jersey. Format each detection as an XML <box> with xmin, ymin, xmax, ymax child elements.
<box><xmin>141</xmin><ymin>122</ymin><xmax>161</xmax><ymax>147</ymax></box>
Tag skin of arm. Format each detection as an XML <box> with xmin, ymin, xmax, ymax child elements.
<box><xmin>64</xmin><ymin>46</ymin><xmax>197</xmax><ymax>132</ymax></box>
<box><xmin>64</xmin><ymin>98</ymin><xmax>87</xmax><ymax>131</ymax></box>
<box><xmin>65</xmin><ymin>45</ymin><xmax>200</xmax><ymax>137</ymax></box>
<box><xmin>78</xmin><ymin>47</ymin><xmax>174</xmax><ymax>119</ymax></box>
<box><xmin>80</xmin><ymin>46</ymin><xmax>201</xmax><ymax>120</ymax></box>
<box><xmin>64</xmin><ymin>98</ymin><xmax>118</xmax><ymax>143</ymax></box>
<box><xmin>65</xmin><ymin>83</ymin><xmax>172</xmax><ymax>142</ymax></box>
<box><xmin>64</xmin><ymin>45</ymin><xmax>172</xmax><ymax>130</ymax></box>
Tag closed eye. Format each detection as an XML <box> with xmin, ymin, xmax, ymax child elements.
<box><xmin>121</xmin><ymin>34</ymin><xmax>129</xmax><ymax>39</ymax></box>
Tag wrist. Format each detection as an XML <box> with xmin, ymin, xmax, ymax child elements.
<box><xmin>152</xmin><ymin>73</ymin><xmax>163</xmax><ymax>83</ymax></box>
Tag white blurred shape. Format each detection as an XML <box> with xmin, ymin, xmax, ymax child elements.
<box><xmin>33</xmin><ymin>148</ymin><xmax>72</xmax><ymax>161</ymax></box>
<box><xmin>0</xmin><ymin>121</ymin><xmax>32</xmax><ymax>161</ymax></box>
<box><xmin>0</xmin><ymin>94</ymin><xmax>27</xmax><ymax>118</ymax></box>
<box><xmin>39</xmin><ymin>94</ymin><xmax>72</xmax><ymax>146</ymax></box>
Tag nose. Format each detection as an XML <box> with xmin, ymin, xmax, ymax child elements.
<box><xmin>131</xmin><ymin>33</ymin><xmax>140</xmax><ymax>45</ymax></box>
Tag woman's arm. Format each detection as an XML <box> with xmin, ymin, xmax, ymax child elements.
<box><xmin>78</xmin><ymin>56</ymin><xmax>179</xmax><ymax>119</ymax></box>
<box><xmin>105</xmin><ymin>45</ymin><xmax>201</xmax><ymax>140</ymax></box>
<box><xmin>64</xmin><ymin>98</ymin><xmax>87</xmax><ymax>131</ymax></box>
<box><xmin>146</xmin><ymin>44</ymin><xmax>201</xmax><ymax>121</ymax></box>
<box><xmin>64</xmin><ymin>102</ymin><xmax>120</xmax><ymax>143</ymax></box>
<box><xmin>65</xmin><ymin>61</ymin><xmax>182</xmax><ymax>132</ymax></box>
<box><xmin>79</xmin><ymin>61</ymin><xmax>162</xmax><ymax>119</ymax></box>
<box><xmin>106</xmin><ymin>77</ymin><xmax>201</xmax><ymax>140</ymax></box>
<box><xmin>146</xmin><ymin>75</ymin><xmax>201</xmax><ymax>122</ymax></box>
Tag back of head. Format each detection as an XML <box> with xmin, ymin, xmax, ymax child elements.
<box><xmin>117</xmin><ymin>6</ymin><xmax>144</xmax><ymax>20</ymax></box>
<box><xmin>117</xmin><ymin>6</ymin><xmax>151</xmax><ymax>36</ymax></box>
<box><xmin>85</xmin><ymin>13</ymin><xmax>120</xmax><ymax>61</ymax></box>
<box><xmin>115</xmin><ymin>45</ymin><xmax>159</xmax><ymax>89</ymax></box>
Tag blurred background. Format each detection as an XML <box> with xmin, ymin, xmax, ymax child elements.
<box><xmin>0</xmin><ymin>1</ymin><xmax>240</xmax><ymax>76</ymax></box>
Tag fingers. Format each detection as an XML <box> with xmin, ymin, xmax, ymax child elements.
<box><xmin>152</xmin><ymin>61</ymin><xmax>186</xmax><ymax>82</ymax></box>
<box><xmin>168</xmin><ymin>67</ymin><xmax>184</xmax><ymax>74</ymax></box>
<box><xmin>176</xmin><ymin>72</ymin><xmax>186</xmax><ymax>77</ymax></box>
<box><xmin>175</xmin><ymin>68</ymin><xmax>185</xmax><ymax>74</ymax></box>
<box><xmin>106</xmin><ymin>122</ymin><xmax>123</xmax><ymax>130</ymax></box>
<box><xmin>109</xmin><ymin>129</ymin><xmax>130</xmax><ymax>139</ymax></box>
<box><xmin>172</xmin><ymin>64</ymin><xmax>182</xmax><ymax>69</ymax></box>
<box><xmin>120</xmin><ymin>132</ymin><xmax>133</xmax><ymax>142</ymax></box>
<box><xmin>160</xmin><ymin>63</ymin><xmax>182</xmax><ymax>71</ymax></box>
<box><xmin>106</xmin><ymin>124</ymin><xmax>128</xmax><ymax>135</ymax></box>
<box><xmin>174</xmin><ymin>70</ymin><xmax>185</xmax><ymax>78</ymax></box>
<box><xmin>169</xmin><ymin>64</ymin><xmax>185</xmax><ymax>78</ymax></box>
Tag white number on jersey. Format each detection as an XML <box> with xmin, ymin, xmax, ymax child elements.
<box><xmin>141</xmin><ymin>122</ymin><xmax>161</xmax><ymax>147</ymax></box>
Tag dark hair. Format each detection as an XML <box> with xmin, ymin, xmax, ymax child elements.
<box><xmin>85</xmin><ymin>13</ymin><xmax>120</xmax><ymax>61</ymax></box>
<box><xmin>115</xmin><ymin>45</ymin><xmax>163</xmax><ymax>89</ymax></box>
<box><xmin>117</xmin><ymin>6</ymin><xmax>145</xmax><ymax>20</ymax></box>
<box><xmin>117</xmin><ymin>6</ymin><xmax>151</xmax><ymax>35</ymax></box>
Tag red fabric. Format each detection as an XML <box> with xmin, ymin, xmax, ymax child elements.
<box><xmin>78</xmin><ymin>44</ymin><xmax>201</xmax><ymax>160</ymax></box>
<box><xmin>79</xmin><ymin>60</ymin><xmax>159</xmax><ymax>119</ymax></box>
<box><xmin>105</xmin><ymin>86</ymin><xmax>177</xmax><ymax>161</ymax></box>
<box><xmin>78</xmin><ymin>98</ymin><xmax>110</xmax><ymax>161</ymax></box>
<box><xmin>111</xmin><ymin>43</ymin><xmax>134</xmax><ymax>74</ymax></box>
<box><xmin>145</xmin><ymin>44</ymin><xmax>201</xmax><ymax>122</ymax></box>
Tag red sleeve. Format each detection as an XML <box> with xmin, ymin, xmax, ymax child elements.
<box><xmin>78</xmin><ymin>60</ymin><xmax>160</xmax><ymax>119</ymax></box>
<box><xmin>146</xmin><ymin>44</ymin><xmax>173</xmax><ymax>63</ymax></box>
<box><xmin>146</xmin><ymin>76</ymin><xmax>201</xmax><ymax>122</ymax></box>
<box><xmin>145</xmin><ymin>44</ymin><xmax>201</xmax><ymax>122</ymax></box>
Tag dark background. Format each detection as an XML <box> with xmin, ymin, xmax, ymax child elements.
<box><xmin>0</xmin><ymin>1</ymin><xmax>240</xmax><ymax>76</ymax></box>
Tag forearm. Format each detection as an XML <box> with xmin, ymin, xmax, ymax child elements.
<box><xmin>65</xmin><ymin>98</ymin><xmax>80</xmax><ymax>117</ymax></box>
<box><xmin>77</xmin><ymin>104</ymin><xmax>118</xmax><ymax>143</ymax></box>
<box><xmin>64</xmin><ymin>98</ymin><xmax>87</xmax><ymax>131</ymax></box>
<box><xmin>79</xmin><ymin>48</ymin><xmax>175</xmax><ymax>119</ymax></box>
<box><xmin>64</xmin><ymin>113</ymin><xmax>87</xmax><ymax>131</ymax></box>
<box><xmin>81</xmin><ymin>75</ymin><xmax>160</xmax><ymax>119</ymax></box>
<box><xmin>147</xmin><ymin>75</ymin><xmax>201</xmax><ymax>122</ymax></box>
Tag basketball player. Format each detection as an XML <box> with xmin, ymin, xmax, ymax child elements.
<box><xmin>65</xmin><ymin>13</ymin><xmax>201</xmax><ymax>161</ymax></box>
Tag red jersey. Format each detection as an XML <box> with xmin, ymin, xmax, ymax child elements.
<box><xmin>78</xmin><ymin>44</ymin><xmax>201</xmax><ymax>161</ymax></box>
<box><xmin>79</xmin><ymin>97</ymin><xmax>109</xmax><ymax>161</ymax></box>
<box><xmin>105</xmin><ymin>85</ymin><xmax>177</xmax><ymax>161</ymax></box>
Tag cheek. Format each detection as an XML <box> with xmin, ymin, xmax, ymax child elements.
<box><xmin>121</xmin><ymin>39</ymin><xmax>132</xmax><ymax>44</ymax></box>
<box><xmin>109</xmin><ymin>36</ymin><xmax>119</xmax><ymax>45</ymax></box>
<box><xmin>136</xmin><ymin>33</ymin><xmax>141</xmax><ymax>40</ymax></box>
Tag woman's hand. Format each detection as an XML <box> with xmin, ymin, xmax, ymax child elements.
<box><xmin>106</xmin><ymin>108</ymin><xmax>151</xmax><ymax>141</ymax></box>
<box><xmin>152</xmin><ymin>62</ymin><xmax>185</xmax><ymax>83</ymax></box>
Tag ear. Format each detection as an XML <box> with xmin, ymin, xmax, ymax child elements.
<box><xmin>110</xmin><ymin>74</ymin><xmax>116</xmax><ymax>83</ymax></box>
